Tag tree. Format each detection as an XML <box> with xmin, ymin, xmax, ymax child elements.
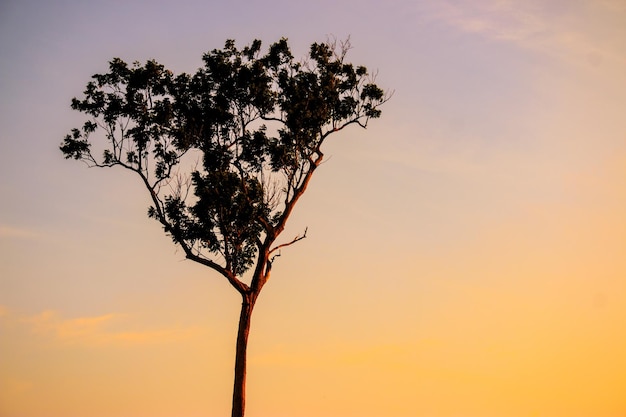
<box><xmin>61</xmin><ymin>37</ymin><xmax>387</xmax><ymax>417</ymax></box>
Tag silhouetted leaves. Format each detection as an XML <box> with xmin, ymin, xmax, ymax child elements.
<box><xmin>61</xmin><ymin>38</ymin><xmax>387</xmax><ymax>277</ymax></box>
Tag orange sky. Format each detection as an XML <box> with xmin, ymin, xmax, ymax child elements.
<box><xmin>1</xmin><ymin>1</ymin><xmax>625</xmax><ymax>416</ymax></box>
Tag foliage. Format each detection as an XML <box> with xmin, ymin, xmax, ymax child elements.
<box><xmin>61</xmin><ymin>37</ymin><xmax>387</xmax><ymax>286</ymax></box>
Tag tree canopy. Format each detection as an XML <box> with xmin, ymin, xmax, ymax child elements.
<box><xmin>62</xmin><ymin>38</ymin><xmax>386</xmax><ymax>290</ymax></box>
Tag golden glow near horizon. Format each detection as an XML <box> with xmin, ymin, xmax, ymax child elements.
<box><xmin>1</xmin><ymin>1</ymin><xmax>625</xmax><ymax>416</ymax></box>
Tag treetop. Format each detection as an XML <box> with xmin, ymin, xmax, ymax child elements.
<box><xmin>61</xmin><ymin>37</ymin><xmax>388</xmax><ymax>283</ymax></box>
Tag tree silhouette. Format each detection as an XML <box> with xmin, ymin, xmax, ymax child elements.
<box><xmin>61</xmin><ymin>37</ymin><xmax>387</xmax><ymax>417</ymax></box>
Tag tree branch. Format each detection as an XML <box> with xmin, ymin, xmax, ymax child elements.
<box><xmin>269</xmin><ymin>227</ymin><xmax>307</xmax><ymax>256</ymax></box>
<box><xmin>185</xmin><ymin>250</ymin><xmax>250</xmax><ymax>294</ymax></box>
<box><xmin>120</xmin><ymin>158</ymin><xmax>250</xmax><ymax>295</ymax></box>
<box><xmin>274</xmin><ymin>151</ymin><xmax>322</xmax><ymax>236</ymax></box>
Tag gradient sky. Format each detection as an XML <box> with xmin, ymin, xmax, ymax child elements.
<box><xmin>1</xmin><ymin>1</ymin><xmax>625</xmax><ymax>416</ymax></box>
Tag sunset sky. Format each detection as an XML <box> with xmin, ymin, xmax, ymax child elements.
<box><xmin>1</xmin><ymin>1</ymin><xmax>625</xmax><ymax>416</ymax></box>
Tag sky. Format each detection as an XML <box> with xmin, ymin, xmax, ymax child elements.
<box><xmin>1</xmin><ymin>0</ymin><xmax>625</xmax><ymax>416</ymax></box>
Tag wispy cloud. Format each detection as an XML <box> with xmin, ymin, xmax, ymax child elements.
<box><xmin>9</xmin><ymin>307</ymin><xmax>203</xmax><ymax>348</ymax></box>
<box><xmin>424</xmin><ymin>0</ymin><xmax>626</xmax><ymax>69</ymax></box>
<box><xmin>0</xmin><ymin>224</ymin><xmax>43</xmax><ymax>240</ymax></box>
<box><xmin>430</xmin><ymin>0</ymin><xmax>548</xmax><ymax>43</ymax></box>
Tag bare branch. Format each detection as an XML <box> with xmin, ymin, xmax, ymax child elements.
<box><xmin>269</xmin><ymin>227</ymin><xmax>307</xmax><ymax>256</ymax></box>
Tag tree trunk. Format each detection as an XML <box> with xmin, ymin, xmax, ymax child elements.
<box><xmin>231</xmin><ymin>292</ymin><xmax>256</xmax><ymax>417</ymax></box>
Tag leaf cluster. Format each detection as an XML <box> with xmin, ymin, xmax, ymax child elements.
<box><xmin>61</xmin><ymin>38</ymin><xmax>387</xmax><ymax>284</ymax></box>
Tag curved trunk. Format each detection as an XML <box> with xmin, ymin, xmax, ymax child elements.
<box><xmin>231</xmin><ymin>292</ymin><xmax>256</xmax><ymax>417</ymax></box>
